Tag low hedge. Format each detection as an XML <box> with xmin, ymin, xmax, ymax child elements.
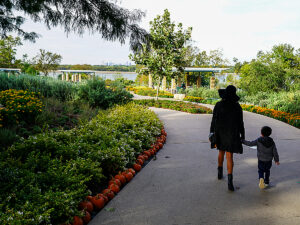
<box><xmin>0</xmin><ymin>103</ymin><xmax>162</xmax><ymax>224</ymax></box>
<box><xmin>184</xmin><ymin>96</ymin><xmax>219</xmax><ymax>105</ymax></box>
<box><xmin>78</xmin><ymin>79</ymin><xmax>133</xmax><ymax>109</ymax></box>
<box><xmin>127</xmin><ymin>86</ymin><xmax>174</xmax><ymax>98</ymax></box>
<box><xmin>134</xmin><ymin>99</ymin><xmax>212</xmax><ymax>114</ymax></box>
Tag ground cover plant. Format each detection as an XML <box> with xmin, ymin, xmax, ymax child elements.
<box><xmin>128</xmin><ymin>86</ymin><xmax>174</xmax><ymax>98</ymax></box>
<box><xmin>79</xmin><ymin>79</ymin><xmax>133</xmax><ymax>109</ymax></box>
<box><xmin>0</xmin><ymin>103</ymin><xmax>163</xmax><ymax>224</ymax></box>
<box><xmin>134</xmin><ymin>99</ymin><xmax>212</xmax><ymax>114</ymax></box>
<box><xmin>0</xmin><ymin>75</ymin><xmax>134</xmax><ymax>149</ymax></box>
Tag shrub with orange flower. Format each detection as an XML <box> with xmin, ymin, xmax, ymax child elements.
<box><xmin>241</xmin><ymin>104</ymin><xmax>300</xmax><ymax>128</ymax></box>
<box><xmin>0</xmin><ymin>89</ymin><xmax>44</xmax><ymax>127</ymax></box>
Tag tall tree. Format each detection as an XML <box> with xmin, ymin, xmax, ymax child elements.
<box><xmin>0</xmin><ymin>0</ymin><xmax>148</xmax><ymax>50</ymax></box>
<box><xmin>240</xmin><ymin>43</ymin><xmax>300</xmax><ymax>93</ymax></box>
<box><xmin>33</xmin><ymin>49</ymin><xmax>62</xmax><ymax>76</ymax></box>
<box><xmin>0</xmin><ymin>36</ymin><xmax>22</xmax><ymax>68</ymax></box>
<box><xmin>130</xmin><ymin>9</ymin><xmax>192</xmax><ymax>98</ymax></box>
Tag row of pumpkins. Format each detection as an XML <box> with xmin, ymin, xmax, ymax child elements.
<box><xmin>71</xmin><ymin>128</ymin><xmax>167</xmax><ymax>225</ymax></box>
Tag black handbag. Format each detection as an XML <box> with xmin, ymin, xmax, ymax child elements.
<box><xmin>209</xmin><ymin>132</ymin><xmax>217</xmax><ymax>149</ymax></box>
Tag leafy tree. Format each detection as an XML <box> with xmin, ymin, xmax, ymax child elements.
<box><xmin>0</xmin><ymin>0</ymin><xmax>148</xmax><ymax>50</ymax></box>
<box><xmin>33</xmin><ymin>49</ymin><xmax>62</xmax><ymax>76</ymax></box>
<box><xmin>240</xmin><ymin>43</ymin><xmax>300</xmax><ymax>93</ymax></box>
<box><xmin>130</xmin><ymin>9</ymin><xmax>192</xmax><ymax>98</ymax></box>
<box><xmin>70</xmin><ymin>64</ymin><xmax>93</xmax><ymax>70</ymax></box>
<box><xmin>0</xmin><ymin>36</ymin><xmax>22</xmax><ymax>68</ymax></box>
<box><xmin>20</xmin><ymin>54</ymin><xmax>39</xmax><ymax>75</ymax></box>
<box><xmin>194</xmin><ymin>50</ymin><xmax>210</xmax><ymax>67</ymax></box>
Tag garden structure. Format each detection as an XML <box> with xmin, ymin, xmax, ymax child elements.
<box><xmin>0</xmin><ymin>68</ymin><xmax>21</xmax><ymax>75</ymax></box>
<box><xmin>148</xmin><ymin>67</ymin><xmax>230</xmax><ymax>92</ymax></box>
<box><xmin>59</xmin><ymin>70</ymin><xmax>97</xmax><ymax>82</ymax></box>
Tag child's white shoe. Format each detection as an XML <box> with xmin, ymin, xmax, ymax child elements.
<box><xmin>259</xmin><ymin>178</ymin><xmax>265</xmax><ymax>189</ymax></box>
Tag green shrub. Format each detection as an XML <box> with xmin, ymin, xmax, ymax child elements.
<box><xmin>0</xmin><ymin>103</ymin><xmax>162</xmax><ymax>224</ymax></box>
<box><xmin>185</xmin><ymin>87</ymin><xmax>219</xmax><ymax>99</ymax></box>
<box><xmin>78</xmin><ymin>79</ymin><xmax>133</xmax><ymax>109</ymax></box>
<box><xmin>0</xmin><ymin>128</ymin><xmax>19</xmax><ymax>150</ymax></box>
<box><xmin>239</xmin><ymin>91</ymin><xmax>300</xmax><ymax>114</ymax></box>
<box><xmin>134</xmin><ymin>99</ymin><xmax>212</xmax><ymax>114</ymax></box>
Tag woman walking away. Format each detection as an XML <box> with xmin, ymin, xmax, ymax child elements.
<box><xmin>209</xmin><ymin>85</ymin><xmax>245</xmax><ymax>191</ymax></box>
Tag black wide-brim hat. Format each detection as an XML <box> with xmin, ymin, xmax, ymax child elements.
<box><xmin>225</xmin><ymin>85</ymin><xmax>240</xmax><ymax>102</ymax></box>
<box><xmin>218</xmin><ymin>89</ymin><xmax>226</xmax><ymax>99</ymax></box>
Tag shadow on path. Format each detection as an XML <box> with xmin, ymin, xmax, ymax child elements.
<box><xmin>89</xmin><ymin>107</ymin><xmax>300</xmax><ymax>225</ymax></box>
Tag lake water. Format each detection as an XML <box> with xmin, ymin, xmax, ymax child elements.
<box><xmin>96</xmin><ymin>72</ymin><xmax>137</xmax><ymax>81</ymax></box>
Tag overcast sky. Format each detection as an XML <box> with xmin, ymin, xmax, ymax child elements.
<box><xmin>16</xmin><ymin>0</ymin><xmax>300</xmax><ymax>65</ymax></box>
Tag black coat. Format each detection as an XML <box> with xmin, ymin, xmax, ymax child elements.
<box><xmin>210</xmin><ymin>99</ymin><xmax>245</xmax><ymax>153</ymax></box>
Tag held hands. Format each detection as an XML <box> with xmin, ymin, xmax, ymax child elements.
<box><xmin>275</xmin><ymin>161</ymin><xmax>280</xmax><ymax>165</ymax></box>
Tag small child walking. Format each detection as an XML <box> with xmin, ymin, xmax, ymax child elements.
<box><xmin>242</xmin><ymin>126</ymin><xmax>280</xmax><ymax>189</ymax></box>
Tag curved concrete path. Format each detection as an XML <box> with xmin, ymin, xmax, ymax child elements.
<box><xmin>90</xmin><ymin>108</ymin><xmax>300</xmax><ymax>225</ymax></box>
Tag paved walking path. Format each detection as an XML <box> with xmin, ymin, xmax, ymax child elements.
<box><xmin>90</xmin><ymin>105</ymin><xmax>300</xmax><ymax>225</ymax></box>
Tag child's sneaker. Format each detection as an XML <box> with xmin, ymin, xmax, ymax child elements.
<box><xmin>259</xmin><ymin>178</ymin><xmax>265</xmax><ymax>189</ymax></box>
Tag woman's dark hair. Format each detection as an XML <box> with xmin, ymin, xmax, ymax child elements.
<box><xmin>261</xmin><ymin>126</ymin><xmax>272</xmax><ymax>137</ymax></box>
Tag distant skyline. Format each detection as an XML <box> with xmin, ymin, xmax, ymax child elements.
<box><xmin>16</xmin><ymin>0</ymin><xmax>300</xmax><ymax>65</ymax></box>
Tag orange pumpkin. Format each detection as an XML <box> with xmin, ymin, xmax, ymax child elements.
<box><xmin>128</xmin><ymin>168</ymin><xmax>136</xmax><ymax>176</ymax></box>
<box><xmin>142</xmin><ymin>154</ymin><xmax>149</xmax><ymax>160</ymax></box>
<box><xmin>144</xmin><ymin>151</ymin><xmax>151</xmax><ymax>157</ymax></box>
<box><xmin>86</xmin><ymin>196</ymin><xmax>93</xmax><ymax>202</ymax></box>
<box><xmin>82</xmin><ymin>211</ymin><xmax>91</xmax><ymax>224</ymax></box>
<box><xmin>109</xmin><ymin>183</ymin><xmax>120</xmax><ymax>193</ymax></box>
<box><xmin>72</xmin><ymin>216</ymin><xmax>83</xmax><ymax>225</ymax></box>
<box><xmin>90</xmin><ymin>195</ymin><xmax>105</xmax><ymax>210</ymax></box>
<box><xmin>102</xmin><ymin>189</ymin><xmax>115</xmax><ymax>200</ymax></box>
<box><xmin>136</xmin><ymin>158</ymin><xmax>144</xmax><ymax>165</ymax></box>
<box><xmin>97</xmin><ymin>193</ymin><xmax>108</xmax><ymax>204</ymax></box>
<box><xmin>109</xmin><ymin>178</ymin><xmax>121</xmax><ymax>187</ymax></box>
<box><xmin>79</xmin><ymin>201</ymin><xmax>94</xmax><ymax>213</ymax></box>
<box><xmin>115</xmin><ymin>174</ymin><xmax>126</xmax><ymax>185</ymax></box>
<box><xmin>133</xmin><ymin>163</ymin><xmax>142</xmax><ymax>172</ymax></box>
<box><xmin>124</xmin><ymin>172</ymin><xmax>133</xmax><ymax>182</ymax></box>
<box><xmin>137</xmin><ymin>155</ymin><xmax>145</xmax><ymax>161</ymax></box>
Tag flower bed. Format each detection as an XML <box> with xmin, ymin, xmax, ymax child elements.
<box><xmin>127</xmin><ymin>86</ymin><xmax>174</xmax><ymax>98</ymax></box>
<box><xmin>184</xmin><ymin>96</ymin><xmax>299</xmax><ymax>128</ymax></box>
<box><xmin>0</xmin><ymin>89</ymin><xmax>44</xmax><ymax>127</ymax></box>
<box><xmin>0</xmin><ymin>103</ymin><xmax>164</xmax><ymax>224</ymax></box>
<box><xmin>241</xmin><ymin>104</ymin><xmax>300</xmax><ymax>128</ymax></box>
<box><xmin>134</xmin><ymin>99</ymin><xmax>212</xmax><ymax>114</ymax></box>
<box><xmin>73</xmin><ymin>129</ymin><xmax>167</xmax><ymax>225</ymax></box>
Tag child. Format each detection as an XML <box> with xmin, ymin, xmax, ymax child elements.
<box><xmin>242</xmin><ymin>126</ymin><xmax>279</xmax><ymax>189</ymax></box>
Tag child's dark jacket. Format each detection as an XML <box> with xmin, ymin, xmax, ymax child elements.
<box><xmin>242</xmin><ymin>136</ymin><xmax>279</xmax><ymax>162</ymax></box>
